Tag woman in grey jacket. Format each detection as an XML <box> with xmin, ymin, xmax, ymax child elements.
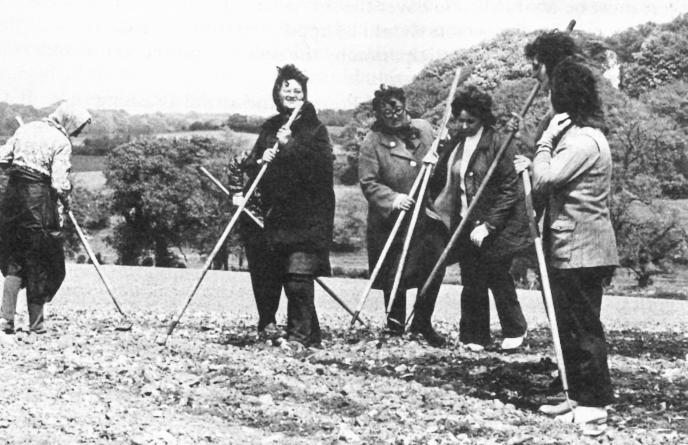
<box><xmin>359</xmin><ymin>85</ymin><xmax>447</xmax><ymax>347</ymax></box>
<box><xmin>517</xmin><ymin>59</ymin><xmax>618</xmax><ymax>426</ymax></box>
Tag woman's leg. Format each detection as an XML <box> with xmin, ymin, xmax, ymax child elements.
<box><xmin>549</xmin><ymin>267</ymin><xmax>614</xmax><ymax>407</ymax></box>
<box><xmin>458</xmin><ymin>244</ymin><xmax>491</xmax><ymax>346</ymax></box>
<box><xmin>284</xmin><ymin>273</ymin><xmax>321</xmax><ymax>346</ymax></box>
<box><xmin>244</xmin><ymin>240</ymin><xmax>283</xmax><ymax>331</ymax></box>
<box><xmin>487</xmin><ymin>256</ymin><xmax>527</xmax><ymax>339</ymax></box>
<box><xmin>383</xmin><ymin>288</ymin><xmax>406</xmax><ymax>333</ymax></box>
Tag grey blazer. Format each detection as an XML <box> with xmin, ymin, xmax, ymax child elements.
<box><xmin>533</xmin><ymin>126</ymin><xmax>619</xmax><ymax>269</ymax></box>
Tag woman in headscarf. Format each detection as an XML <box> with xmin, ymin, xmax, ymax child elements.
<box><xmin>242</xmin><ymin>64</ymin><xmax>334</xmax><ymax>348</ymax></box>
<box><xmin>428</xmin><ymin>85</ymin><xmax>530</xmax><ymax>352</ymax></box>
<box><xmin>516</xmin><ymin>59</ymin><xmax>617</xmax><ymax>427</ymax></box>
<box><xmin>359</xmin><ymin>85</ymin><xmax>447</xmax><ymax>347</ymax></box>
<box><xmin>0</xmin><ymin>101</ymin><xmax>92</xmax><ymax>334</ymax></box>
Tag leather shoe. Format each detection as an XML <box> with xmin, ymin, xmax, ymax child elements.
<box><xmin>410</xmin><ymin>324</ymin><xmax>446</xmax><ymax>347</ymax></box>
<box><xmin>0</xmin><ymin>318</ymin><xmax>14</xmax><ymax>334</ymax></box>
<box><xmin>539</xmin><ymin>399</ymin><xmax>577</xmax><ymax>416</ymax></box>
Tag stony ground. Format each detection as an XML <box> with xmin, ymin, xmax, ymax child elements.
<box><xmin>0</xmin><ymin>265</ymin><xmax>687</xmax><ymax>444</ymax></box>
<box><xmin>1</xmin><ymin>307</ymin><xmax>686</xmax><ymax>445</ymax></box>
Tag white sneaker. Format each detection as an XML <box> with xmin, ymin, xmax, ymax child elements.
<box><xmin>501</xmin><ymin>332</ymin><xmax>526</xmax><ymax>351</ymax></box>
<box><xmin>464</xmin><ymin>343</ymin><xmax>485</xmax><ymax>352</ymax></box>
<box><xmin>555</xmin><ymin>406</ymin><xmax>607</xmax><ymax>425</ymax></box>
<box><xmin>539</xmin><ymin>399</ymin><xmax>577</xmax><ymax>416</ymax></box>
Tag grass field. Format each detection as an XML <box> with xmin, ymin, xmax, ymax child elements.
<box><xmin>72</xmin><ymin>155</ymin><xmax>107</xmax><ymax>172</ymax></box>
<box><xmin>0</xmin><ymin>265</ymin><xmax>686</xmax><ymax>444</ymax></box>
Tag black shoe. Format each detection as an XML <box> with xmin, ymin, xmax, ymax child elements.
<box><xmin>549</xmin><ymin>375</ymin><xmax>563</xmax><ymax>392</ymax></box>
<box><xmin>410</xmin><ymin>324</ymin><xmax>446</xmax><ymax>347</ymax></box>
<box><xmin>386</xmin><ymin>317</ymin><xmax>405</xmax><ymax>336</ymax></box>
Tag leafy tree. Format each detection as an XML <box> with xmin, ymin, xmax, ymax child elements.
<box><xmin>104</xmin><ymin>136</ymin><xmax>244</xmax><ymax>266</ymax></box>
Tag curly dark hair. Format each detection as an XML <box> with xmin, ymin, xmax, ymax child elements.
<box><xmin>272</xmin><ymin>64</ymin><xmax>308</xmax><ymax>112</ymax></box>
<box><xmin>524</xmin><ymin>31</ymin><xmax>579</xmax><ymax>77</ymax></box>
<box><xmin>371</xmin><ymin>84</ymin><xmax>406</xmax><ymax>112</ymax></box>
<box><xmin>550</xmin><ymin>59</ymin><xmax>604</xmax><ymax>129</ymax></box>
<box><xmin>451</xmin><ymin>85</ymin><xmax>496</xmax><ymax>127</ymax></box>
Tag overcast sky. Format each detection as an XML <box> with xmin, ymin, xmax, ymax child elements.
<box><xmin>0</xmin><ymin>0</ymin><xmax>684</xmax><ymax>115</ymax></box>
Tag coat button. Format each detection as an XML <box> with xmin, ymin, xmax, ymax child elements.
<box><xmin>469</xmin><ymin>171</ymin><xmax>474</xmax><ymax>176</ymax></box>
<box><xmin>390</xmin><ymin>141</ymin><xmax>396</xmax><ymax>147</ymax></box>
<box><xmin>410</xmin><ymin>160</ymin><xmax>417</xmax><ymax>167</ymax></box>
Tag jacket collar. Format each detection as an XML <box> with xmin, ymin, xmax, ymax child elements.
<box><xmin>379</xmin><ymin>130</ymin><xmax>423</xmax><ymax>161</ymax></box>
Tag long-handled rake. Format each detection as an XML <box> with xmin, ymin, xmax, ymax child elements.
<box><xmin>521</xmin><ymin>172</ymin><xmax>574</xmax><ymax>414</ymax></box>
<box><xmin>197</xmin><ymin>166</ymin><xmax>367</xmax><ymax>327</ymax></box>
<box><xmin>385</xmin><ymin>65</ymin><xmax>470</xmax><ymax>327</ymax></box>
<box><xmin>156</xmin><ymin>103</ymin><xmax>303</xmax><ymax>345</ymax></box>
<box><xmin>68</xmin><ymin>211</ymin><xmax>133</xmax><ymax>331</ymax></box>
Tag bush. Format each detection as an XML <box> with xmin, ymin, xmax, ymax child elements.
<box><xmin>104</xmin><ymin>136</ymin><xmax>245</xmax><ymax>266</ymax></box>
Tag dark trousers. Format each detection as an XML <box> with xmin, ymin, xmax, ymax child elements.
<box><xmin>458</xmin><ymin>242</ymin><xmax>527</xmax><ymax>345</ymax></box>
<box><xmin>245</xmin><ymin>239</ymin><xmax>282</xmax><ymax>330</ymax></box>
<box><xmin>284</xmin><ymin>273</ymin><xmax>321</xmax><ymax>346</ymax></box>
<box><xmin>244</xmin><ymin>238</ymin><xmax>321</xmax><ymax>346</ymax></box>
<box><xmin>550</xmin><ymin>267</ymin><xmax>614</xmax><ymax>407</ymax></box>
<box><xmin>383</xmin><ymin>270</ymin><xmax>443</xmax><ymax>329</ymax></box>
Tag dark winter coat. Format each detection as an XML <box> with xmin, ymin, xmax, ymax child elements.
<box><xmin>428</xmin><ymin>127</ymin><xmax>530</xmax><ymax>261</ymax></box>
<box><xmin>359</xmin><ymin>119</ymin><xmax>448</xmax><ymax>290</ymax></box>
<box><xmin>0</xmin><ymin>167</ymin><xmax>65</xmax><ymax>304</ymax></box>
<box><xmin>244</xmin><ymin>102</ymin><xmax>334</xmax><ymax>276</ymax></box>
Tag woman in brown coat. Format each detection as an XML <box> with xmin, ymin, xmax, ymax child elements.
<box><xmin>359</xmin><ymin>85</ymin><xmax>447</xmax><ymax>347</ymax></box>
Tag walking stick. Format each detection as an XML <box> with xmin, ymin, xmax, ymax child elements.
<box><xmin>521</xmin><ymin>172</ymin><xmax>574</xmax><ymax>413</ymax></box>
<box><xmin>197</xmin><ymin>166</ymin><xmax>367</xmax><ymax>326</ymax></box>
<box><xmin>157</xmin><ymin>103</ymin><xmax>303</xmax><ymax>345</ymax></box>
<box><xmin>68</xmin><ymin>211</ymin><xmax>133</xmax><ymax>331</ymax></box>
<box><xmin>407</xmin><ymin>78</ymin><xmax>542</xmax><ymax>326</ymax></box>
<box><xmin>386</xmin><ymin>65</ymin><xmax>469</xmax><ymax>326</ymax></box>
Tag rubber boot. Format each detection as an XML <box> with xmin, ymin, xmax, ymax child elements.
<box><xmin>0</xmin><ymin>276</ymin><xmax>22</xmax><ymax>333</ymax></box>
<box><xmin>28</xmin><ymin>303</ymin><xmax>46</xmax><ymax>334</ymax></box>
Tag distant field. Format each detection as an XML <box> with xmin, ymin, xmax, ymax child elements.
<box><xmin>72</xmin><ymin>155</ymin><xmax>106</xmax><ymax>172</ymax></box>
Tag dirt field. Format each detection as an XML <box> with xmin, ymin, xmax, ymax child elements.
<box><xmin>0</xmin><ymin>265</ymin><xmax>686</xmax><ymax>444</ymax></box>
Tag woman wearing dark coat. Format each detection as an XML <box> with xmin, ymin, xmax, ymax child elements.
<box><xmin>0</xmin><ymin>102</ymin><xmax>92</xmax><ymax>334</ymax></box>
<box><xmin>242</xmin><ymin>64</ymin><xmax>334</xmax><ymax>347</ymax></box>
<box><xmin>428</xmin><ymin>85</ymin><xmax>530</xmax><ymax>351</ymax></box>
<box><xmin>359</xmin><ymin>85</ymin><xmax>447</xmax><ymax>347</ymax></box>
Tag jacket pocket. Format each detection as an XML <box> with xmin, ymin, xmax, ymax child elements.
<box><xmin>550</xmin><ymin>218</ymin><xmax>575</xmax><ymax>262</ymax></box>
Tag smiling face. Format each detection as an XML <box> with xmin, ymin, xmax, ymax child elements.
<box><xmin>379</xmin><ymin>97</ymin><xmax>406</xmax><ymax>129</ymax></box>
<box><xmin>456</xmin><ymin>109</ymin><xmax>482</xmax><ymax>137</ymax></box>
<box><xmin>278</xmin><ymin>79</ymin><xmax>305</xmax><ymax>111</ymax></box>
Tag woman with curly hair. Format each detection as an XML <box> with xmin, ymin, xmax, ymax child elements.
<box><xmin>359</xmin><ymin>85</ymin><xmax>447</xmax><ymax>347</ymax></box>
<box><xmin>428</xmin><ymin>85</ymin><xmax>530</xmax><ymax>351</ymax></box>
<box><xmin>516</xmin><ymin>59</ymin><xmax>617</xmax><ymax>427</ymax></box>
<box><xmin>242</xmin><ymin>64</ymin><xmax>334</xmax><ymax>348</ymax></box>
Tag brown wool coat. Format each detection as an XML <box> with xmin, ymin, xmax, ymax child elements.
<box><xmin>359</xmin><ymin>119</ymin><xmax>447</xmax><ymax>290</ymax></box>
